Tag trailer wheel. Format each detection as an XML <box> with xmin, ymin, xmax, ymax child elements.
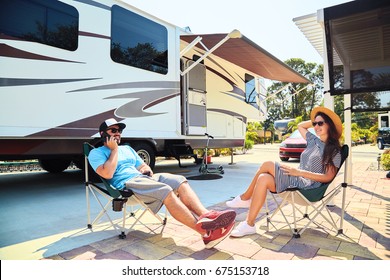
<box><xmin>38</xmin><ymin>159</ymin><xmax>72</xmax><ymax>173</ymax></box>
<box><xmin>72</xmin><ymin>157</ymin><xmax>84</xmax><ymax>170</ymax></box>
<box><xmin>132</xmin><ymin>143</ymin><xmax>156</xmax><ymax>169</ymax></box>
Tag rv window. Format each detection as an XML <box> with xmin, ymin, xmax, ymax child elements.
<box><xmin>245</xmin><ymin>74</ymin><xmax>257</xmax><ymax>104</ymax></box>
<box><xmin>111</xmin><ymin>5</ymin><xmax>168</xmax><ymax>74</ymax></box>
<box><xmin>0</xmin><ymin>0</ymin><xmax>78</xmax><ymax>51</ymax></box>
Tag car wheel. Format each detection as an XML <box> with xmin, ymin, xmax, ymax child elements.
<box><xmin>378</xmin><ymin>140</ymin><xmax>384</xmax><ymax>150</ymax></box>
<box><xmin>280</xmin><ymin>157</ymin><xmax>289</xmax><ymax>161</ymax></box>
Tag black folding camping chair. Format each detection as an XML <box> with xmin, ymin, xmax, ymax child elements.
<box><xmin>83</xmin><ymin>143</ymin><xmax>167</xmax><ymax>239</ymax></box>
<box><xmin>265</xmin><ymin>144</ymin><xmax>349</xmax><ymax>238</ymax></box>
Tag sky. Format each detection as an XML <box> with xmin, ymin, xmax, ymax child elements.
<box><xmin>123</xmin><ymin>0</ymin><xmax>353</xmax><ymax>64</ymax></box>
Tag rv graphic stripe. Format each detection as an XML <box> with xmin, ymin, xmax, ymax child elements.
<box><xmin>112</xmin><ymin>90</ymin><xmax>180</xmax><ymax>118</ymax></box>
<box><xmin>0</xmin><ymin>78</ymin><xmax>100</xmax><ymax>87</ymax></box>
<box><xmin>28</xmin><ymin>110</ymin><xmax>119</xmax><ymax>138</ymax></box>
<box><xmin>67</xmin><ymin>81</ymin><xmax>180</xmax><ymax>93</ymax></box>
<box><xmin>79</xmin><ymin>31</ymin><xmax>110</xmax><ymax>40</ymax></box>
<box><xmin>0</xmin><ymin>44</ymin><xmax>83</xmax><ymax>63</ymax></box>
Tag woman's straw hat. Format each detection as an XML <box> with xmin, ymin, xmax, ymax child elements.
<box><xmin>310</xmin><ymin>106</ymin><xmax>343</xmax><ymax>138</ymax></box>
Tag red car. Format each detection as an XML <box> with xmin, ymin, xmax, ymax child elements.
<box><xmin>279</xmin><ymin>128</ymin><xmax>316</xmax><ymax>161</ymax></box>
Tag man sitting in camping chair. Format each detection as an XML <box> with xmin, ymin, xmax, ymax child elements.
<box><xmin>88</xmin><ymin>118</ymin><xmax>236</xmax><ymax>248</ymax></box>
<box><xmin>225</xmin><ymin>107</ymin><xmax>344</xmax><ymax>237</ymax></box>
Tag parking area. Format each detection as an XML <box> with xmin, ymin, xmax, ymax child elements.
<box><xmin>0</xmin><ymin>144</ymin><xmax>389</xmax><ymax>260</ymax></box>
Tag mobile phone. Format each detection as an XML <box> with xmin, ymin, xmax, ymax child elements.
<box><xmin>101</xmin><ymin>131</ymin><xmax>110</xmax><ymax>142</ymax></box>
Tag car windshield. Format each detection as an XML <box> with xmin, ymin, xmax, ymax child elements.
<box><xmin>288</xmin><ymin>128</ymin><xmax>316</xmax><ymax>139</ymax></box>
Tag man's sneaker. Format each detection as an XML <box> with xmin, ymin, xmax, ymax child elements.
<box><xmin>195</xmin><ymin>210</ymin><xmax>236</xmax><ymax>232</ymax></box>
<box><xmin>226</xmin><ymin>195</ymin><xmax>251</xmax><ymax>208</ymax></box>
<box><xmin>203</xmin><ymin>221</ymin><xmax>235</xmax><ymax>249</ymax></box>
<box><xmin>230</xmin><ymin>221</ymin><xmax>256</xmax><ymax>237</ymax></box>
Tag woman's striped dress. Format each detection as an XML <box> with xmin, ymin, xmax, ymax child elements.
<box><xmin>274</xmin><ymin>131</ymin><xmax>341</xmax><ymax>193</ymax></box>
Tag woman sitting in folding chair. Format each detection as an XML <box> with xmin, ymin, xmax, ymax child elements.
<box><xmin>226</xmin><ymin>107</ymin><xmax>343</xmax><ymax>237</ymax></box>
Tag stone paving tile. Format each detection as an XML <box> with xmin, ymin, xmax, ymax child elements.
<box><xmin>316</xmin><ymin>248</ymin><xmax>354</xmax><ymax>260</ymax></box>
<box><xmin>312</xmin><ymin>255</ymin><xmax>339</xmax><ymax>260</ymax></box>
<box><xmin>173</xmin><ymin>234</ymin><xmax>203</xmax><ymax>248</ymax></box>
<box><xmin>251</xmin><ymin>248</ymin><xmax>294</xmax><ymax>260</ymax></box>
<box><xmin>290</xmin><ymin>234</ymin><xmax>341</xmax><ymax>252</ymax></box>
<box><xmin>122</xmin><ymin>240</ymin><xmax>174</xmax><ymax>260</ymax></box>
<box><xmin>229</xmin><ymin>254</ymin><xmax>251</xmax><ymax>260</ymax></box>
<box><xmin>358</xmin><ymin>233</ymin><xmax>378</xmax><ymax>248</ymax></box>
<box><xmin>353</xmin><ymin>255</ymin><xmax>375</xmax><ymax>260</ymax></box>
<box><xmin>42</xmin><ymin>254</ymin><xmax>65</xmax><ymax>260</ymax></box>
<box><xmin>271</xmin><ymin>235</ymin><xmax>292</xmax><ymax>246</ymax></box>
<box><xmin>95</xmin><ymin>249</ymin><xmax>140</xmax><ymax>260</ymax></box>
<box><xmin>216</xmin><ymin>237</ymin><xmax>262</xmax><ymax>258</ymax></box>
<box><xmin>57</xmin><ymin>245</ymin><xmax>97</xmax><ymax>260</ymax></box>
<box><xmin>89</xmin><ymin>235</ymin><xmax>139</xmax><ymax>254</ymax></box>
<box><xmin>182</xmin><ymin>239</ymin><xmax>207</xmax><ymax>252</ymax></box>
<box><xmin>72</xmin><ymin>251</ymin><xmax>100</xmax><ymax>260</ymax></box>
<box><xmin>376</xmin><ymin>236</ymin><xmax>390</xmax><ymax>250</ymax></box>
<box><xmin>364</xmin><ymin>224</ymin><xmax>389</xmax><ymax>237</ymax></box>
<box><xmin>190</xmin><ymin>248</ymin><xmax>218</xmax><ymax>260</ymax></box>
<box><xmin>364</xmin><ymin>247</ymin><xmax>390</xmax><ymax>260</ymax></box>
<box><xmin>280</xmin><ymin>242</ymin><xmax>319</xmax><ymax>259</ymax></box>
<box><xmin>337</xmin><ymin>241</ymin><xmax>381</xmax><ymax>260</ymax></box>
<box><xmin>165</xmin><ymin>242</ymin><xmax>198</xmax><ymax>257</ymax></box>
<box><xmin>162</xmin><ymin>252</ymin><xmax>195</xmax><ymax>260</ymax></box>
<box><xmin>147</xmin><ymin>234</ymin><xmax>176</xmax><ymax>247</ymax></box>
<box><xmin>252</xmin><ymin>239</ymin><xmax>284</xmax><ymax>252</ymax></box>
<box><xmin>206</xmin><ymin>250</ymin><xmax>233</xmax><ymax>260</ymax></box>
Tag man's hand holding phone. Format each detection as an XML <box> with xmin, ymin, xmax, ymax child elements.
<box><xmin>106</xmin><ymin>136</ymin><xmax>118</xmax><ymax>150</ymax></box>
<box><xmin>102</xmin><ymin>131</ymin><xmax>118</xmax><ymax>151</ymax></box>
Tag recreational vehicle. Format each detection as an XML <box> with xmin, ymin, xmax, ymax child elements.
<box><xmin>0</xmin><ymin>0</ymin><xmax>309</xmax><ymax>172</ymax></box>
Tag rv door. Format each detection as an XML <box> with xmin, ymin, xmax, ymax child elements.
<box><xmin>182</xmin><ymin>60</ymin><xmax>207</xmax><ymax>135</ymax></box>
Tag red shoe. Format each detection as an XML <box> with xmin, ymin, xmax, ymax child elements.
<box><xmin>203</xmin><ymin>221</ymin><xmax>235</xmax><ymax>249</ymax></box>
<box><xmin>195</xmin><ymin>210</ymin><xmax>236</xmax><ymax>232</ymax></box>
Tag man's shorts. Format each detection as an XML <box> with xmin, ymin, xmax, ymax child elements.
<box><xmin>125</xmin><ymin>173</ymin><xmax>187</xmax><ymax>213</ymax></box>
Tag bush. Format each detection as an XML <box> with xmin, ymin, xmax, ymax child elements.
<box><xmin>381</xmin><ymin>149</ymin><xmax>390</xmax><ymax>170</ymax></box>
<box><xmin>213</xmin><ymin>148</ymin><xmax>231</xmax><ymax>156</ymax></box>
<box><xmin>245</xmin><ymin>139</ymin><xmax>254</xmax><ymax>150</ymax></box>
<box><xmin>245</xmin><ymin>131</ymin><xmax>258</xmax><ymax>143</ymax></box>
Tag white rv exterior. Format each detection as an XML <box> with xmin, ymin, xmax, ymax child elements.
<box><xmin>0</xmin><ymin>0</ymin><xmax>308</xmax><ymax>172</ymax></box>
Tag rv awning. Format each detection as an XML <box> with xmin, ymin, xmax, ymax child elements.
<box><xmin>180</xmin><ymin>33</ymin><xmax>310</xmax><ymax>84</ymax></box>
<box><xmin>294</xmin><ymin>0</ymin><xmax>390</xmax><ymax>96</ymax></box>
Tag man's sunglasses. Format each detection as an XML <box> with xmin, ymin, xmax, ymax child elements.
<box><xmin>312</xmin><ymin>121</ymin><xmax>325</xmax><ymax>127</ymax></box>
<box><xmin>107</xmin><ymin>128</ymin><xmax>123</xmax><ymax>134</ymax></box>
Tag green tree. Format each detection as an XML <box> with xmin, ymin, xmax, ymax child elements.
<box><xmin>266</xmin><ymin>58</ymin><xmax>323</xmax><ymax>120</ymax></box>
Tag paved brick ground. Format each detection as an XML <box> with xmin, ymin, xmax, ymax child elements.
<box><xmin>43</xmin><ymin>161</ymin><xmax>390</xmax><ymax>260</ymax></box>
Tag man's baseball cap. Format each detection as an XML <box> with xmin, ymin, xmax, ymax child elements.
<box><xmin>99</xmin><ymin>118</ymin><xmax>126</xmax><ymax>132</ymax></box>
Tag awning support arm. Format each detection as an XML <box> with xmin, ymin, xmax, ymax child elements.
<box><xmin>180</xmin><ymin>29</ymin><xmax>241</xmax><ymax>76</ymax></box>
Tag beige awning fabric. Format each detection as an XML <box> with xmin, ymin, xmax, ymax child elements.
<box><xmin>180</xmin><ymin>33</ymin><xmax>311</xmax><ymax>84</ymax></box>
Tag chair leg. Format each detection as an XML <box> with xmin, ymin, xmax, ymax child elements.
<box><xmin>339</xmin><ymin>183</ymin><xmax>348</xmax><ymax>235</ymax></box>
<box><xmin>119</xmin><ymin>202</ymin><xmax>127</xmax><ymax>239</ymax></box>
<box><xmin>291</xmin><ymin>193</ymin><xmax>299</xmax><ymax>236</ymax></box>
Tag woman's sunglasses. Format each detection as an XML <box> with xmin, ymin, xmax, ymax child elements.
<box><xmin>312</xmin><ymin>121</ymin><xmax>325</xmax><ymax>127</ymax></box>
<box><xmin>107</xmin><ymin>128</ymin><xmax>123</xmax><ymax>134</ymax></box>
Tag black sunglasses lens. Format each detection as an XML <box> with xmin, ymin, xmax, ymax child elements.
<box><xmin>108</xmin><ymin>128</ymin><xmax>122</xmax><ymax>133</ymax></box>
<box><xmin>312</xmin><ymin>121</ymin><xmax>324</xmax><ymax>127</ymax></box>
